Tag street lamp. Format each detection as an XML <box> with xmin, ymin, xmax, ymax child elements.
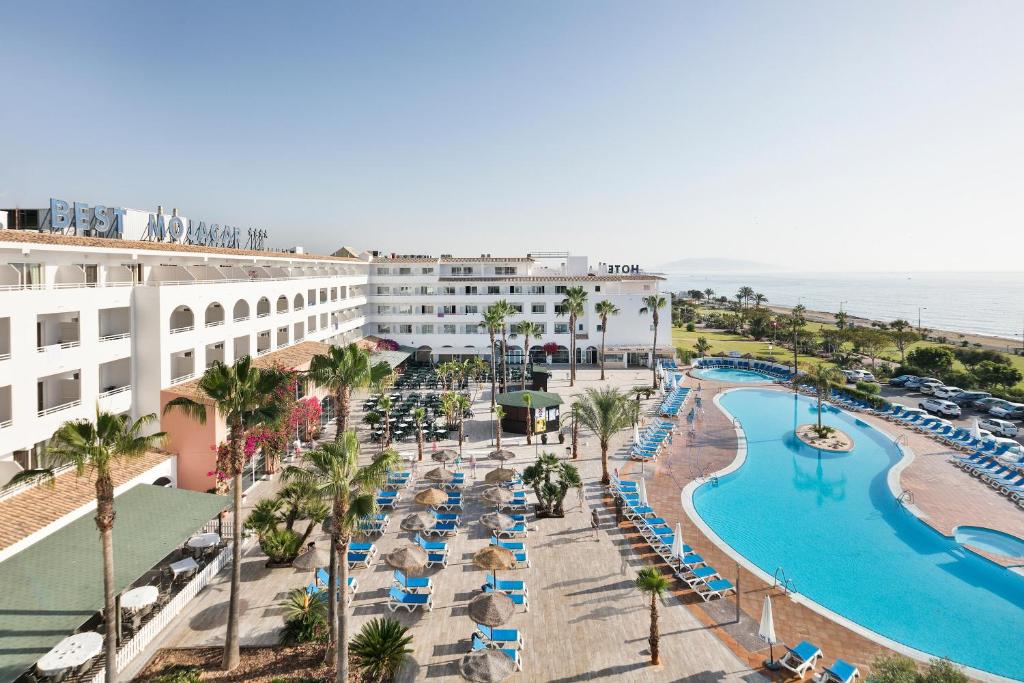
<box><xmin>839</xmin><ymin>300</ymin><xmax>848</xmax><ymax>313</ymax></box>
<box><xmin>918</xmin><ymin>307</ymin><xmax>927</xmax><ymax>334</ymax></box>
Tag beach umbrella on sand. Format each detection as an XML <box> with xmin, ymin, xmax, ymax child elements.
<box><xmin>432</xmin><ymin>449</ymin><xmax>459</xmax><ymax>467</ymax></box>
<box><xmin>759</xmin><ymin>595</ymin><xmax>779</xmax><ymax>669</ymax></box>
<box><xmin>415</xmin><ymin>488</ymin><xmax>449</xmax><ymax>507</ymax></box>
<box><xmin>468</xmin><ymin>587</ymin><xmax>515</xmax><ymax>626</ymax></box>
<box><xmin>424</xmin><ymin>467</ymin><xmax>455</xmax><ymax>483</ymax></box>
<box><xmin>638</xmin><ymin>478</ymin><xmax>648</xmax><ymax>507</ymax></box>
<box><xmin>481</xmin><ymin>486</ymin><xmax>513</xmax><ymax>507</ymax></box>
<box><xmin>671</xmin><ymin>523</ymin><xmax>684</xmax><ymax>560</ymax></box>
<box><xmin>400</xmin><ymin>512</ymin><xmax>435</xmax><ymax>531</ymax></box>
<box><xmin>484</xmin><ymin>468</ymin><xmax>516</xmax><ymax>484</ymax></box>
<box><xmin>385</xmin><ymin>545</ymin><xmax>428</xmax><ymax>589</ymax></box>
<box><xmin>473</xmin><ymin>544</ymin><xmax>515</xmax><ymax>587</ymax></box>
<box><xmin>480</xmin><ymin>512</ymin><xmax>515</xmax><ymax>532</ymax></box>
<box><xmin>460</xmin><ymin>649</ymin><xmax>517</xmax><ymax>682</ymax></box>
<box><xmin>292</xmin><ymin>544</ymin><xmax>331</xmax><ymax>592</ymax></box>
<box><xmin>489</xmin><ymin>449</ymin><xmax>516</xmax><ymax>470</ymax></box>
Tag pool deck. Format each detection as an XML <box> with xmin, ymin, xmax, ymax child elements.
<box><xmin>655</xmin><ymin>372</ymin><xmax>1024</xmax><ymax>681</ymax></box>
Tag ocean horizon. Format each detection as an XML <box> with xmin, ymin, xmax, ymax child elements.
<box><xmin>663</xmin><ymin>270</ymin><xmax>1024</xmax><ymax>343</ymax></box>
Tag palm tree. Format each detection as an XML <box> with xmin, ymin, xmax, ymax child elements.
<box><xmin>787</xmin><ymin>304</ymin><xmax>807</xmax><ymax>372</ymax></box>
<box><xmin>703</xmin><ymin>287</ymin><xmax>714</xmax><ymax>301</ymax></box>
<box><xmin>737</xmin><ymin>286</ymin><xmax>755</xmax><ymax>308</ymax></box>
<box><xmin>793</xmin><ymin>364</ymin><xmax>845</xmax><ymax>430</ymax></box>
<box><xmin>494</xmin><ymin>299</ymin><xmax>516</xmax><ymax>391</ymax></box>
<box><xmin>834</xmin><ymin>310</ymin><xmax>848</xmax><ymax>331</ymax></box>
<box><xmin>412</xmin><ymin>407</ymin><xmax>426</xmax><ymax>461</ymax></box>
<box><xmin>308</xmin><ymin>343</ymin><xmax>392</xmax><ymax>439</ymax></box>
<box><xmin>283</xmin><ymin>432</ymin><xmax>398</xmax><ymax>681</ymax></box>
<box><xmin>635</xmin><ymin>567</ymin><xmax>670</xmax><ymax>665</ymax></box>
<box><xmin>350</xmin><ymin>617</ymin><xmax>414</xmax><ymax>682</ymax></box>
<box><xmin>559</xmin><ymin>286</ymin><xmax>588</xmax><ymax>386</ymax></box>
<box><xmin>455</xmin><ymin>393</ymin><xmax>471</xmax><ymax>451</ymax></box>
<box><xmin>377</xmin><ymin>395</ymin><xmax>392</xmax><ymax>449</ymax></box>
<box><xmin>5</xmin><ymin>410</ymin><xmax>166</xmax><ymax>683</ymax></box>
<box><xmin>480</xmin><ymin>306</ymin><xmax>505</xmax><ymax>413</ymax></box>
<box><xmin>570</xmin><ymin>402</ymin><xmax>581</xmax><ymax>459</ymax></box>
<box><xmin>494</xmin><ymin>405</ymin><xmax>506</xmax><ymax>451</ymax></box>
<box><xmin>639</xmin><ymin>294</ymin><xmax>667</xmax><ymax>388</ymax></box>
<box><xmin>594</xmin><ymin>300</ymin><xmax>620</xmax><ymax>381</ymax></box>
<box><xmin>163</xmin><ymin>357</ymin><xmax>290</xmax><ymax>670</ymax></box>
<box><xmin>753</xmin><ymin>292</ymin><xmax>768</xmax><ymax>308</ymax></box>
<box><xmin>523</xmin><ymin>393</ymin><xmax>533</xmax><ymax>446</ymax></box>
<box><xmin>574</xmin><ymin>387</ymin><xmax>638</xmax><ymax>485</ymax></box>
<box><xmin>693</xmin><ymin>336</ymin><xmax>712</xmax><ymax>358</ymax></box>
<box><xmin>511</xmin><ymin>320</ymin><xmax>544</xmax><ymax>389</ymax></box>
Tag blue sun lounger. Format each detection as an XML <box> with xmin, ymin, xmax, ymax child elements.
<box><xmin>388</xmin><ymin>586</ymin><xmax>432</xmax><ymax>612</ymax></box>
<box><xmin>470</xmin><ymin>635</ymin><xmax>522</xmax><ymax>670</ymax></box>
<box><xmin>484</xmin><ymin>585</ymin><xmax>529</xmax><ymax>610</ymax></box>
<box><xmin>696</xmin><ymin>578</ymin><xmax>735</xmax><ymax>601</ymax></box>
<box><xmin>815</xmin><ymin>659</ymin><xmax>860</xmax><ymax>683</ymax></box>
<box><xmin>392</xmin><ymin>570</ymin><xmax>433</xmax><ymax>593</ymax></box>
<box><xmin>780</xmin><ymin>640</ymin><xmax>823</xmax><ymax>678</ymax></box>
<box><xmin>475</xmin><ymin>624</ymin><xmax>524</xmax><ymax>650</ymax></box>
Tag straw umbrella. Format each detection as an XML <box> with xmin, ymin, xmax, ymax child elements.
<box><xmin>759</xmin><ymin>595</ymin><xmax>779</xmax><ymax>669</ymax></box>
<box><xmin>467</xmin><ymin>589</ymin><xmax>515</xmax><ymax>627</ymax></box>
<box><xmin>425</xmin><ymin>467</ymin><xmax>455</xmax><ymax>483</ymax></box>
<box><xmin>432</xmin><ymin>449</ymin><xmax>458</xmax><ymax>468</ymax></box>
<box><xmin>484</xmin><ymin>468</ymin><xmax>516</xmax><ymax>484</ymax></box>
<box><xmin>385</xmin><ymin>545</ymin><xmax>428</xmax><ymax>589</ymax></box>
<box><xmin>415</xmin><ymin>488</ymin><xmax>449</xmax><ymax>507</ymax></box>
<box><xmin>488</xmin><ymin>449</ymin><xmax>516</xmax><ymax>471</ymax></box>
<box><xmin>292</xmin><ymin>544</ymin><xmax>331</xmax><ymax>585</ymax></box>
<box><xmin>481</xmin><ymin>486</ymin><xmax>513</xmax><ymax>507</ymax></box>
<box><xmin>460</xmin><ymin>649</ymin><xmax>517</xmax><ymax>682</ymax></box>
<box><xmin>473</xmin><ymin>545</ymin><xmax>514</xmax><ymax>587</ymax></box>
<box><xmin>480</xmin><ymin>512</ymin><xmax>515</xmax><ymax>533</ymax></box>
<box><xmin>400</xmin><ymin>512</ymin><xmax>435</xmax><ymax>531</ymax></box>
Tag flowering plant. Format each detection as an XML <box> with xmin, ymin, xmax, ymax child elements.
<box><xmin>542</xmin><ymin>341</ymin><xmax>559</xmax><ymax>356</ymax></box>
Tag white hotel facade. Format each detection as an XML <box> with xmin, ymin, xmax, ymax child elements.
<box><xmin>0</xmin><ymin>200</ymin><xmax>669</xmax><ymax>487</ymax></box>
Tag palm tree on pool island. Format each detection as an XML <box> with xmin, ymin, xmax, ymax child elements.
<box><xmin>794</xmin><ymin>364</ymin><xmax>845</xmax><ymax>432</ymax></box>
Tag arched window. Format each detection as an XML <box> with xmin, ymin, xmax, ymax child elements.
<box><xmin>257</xmin><ymin>297</ymin><xmax>270</xmax><ymax>317</ymax></box>
<box><xmin>552</xmin><ymin>346</ymin><xmax>570</xmax><ymax>364</ymax></box>
<box><xmin>232</xmin><ymin>299</ymin><xmax>250</xmax><ymax>321</ymax></box>
<box><xmin>276</xmin><ymin>295</ymin><xmax>289</xmax><ymax>313</ymax></box>
<box><xmin>294</xmin><ymin>293</ymin><xmax>304</xmax><ymax>310</ymax></box>
<box><xmin>169</xmin><ymin>305</ymin><xmax>194</xmax><ymax>332</ymax></box>
<box><xmin>204</xmin><ymin>302</ymin><xmax>224</xmax><ymax>326</ymax></box>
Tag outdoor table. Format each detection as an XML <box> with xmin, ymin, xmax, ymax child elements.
<box><xmin>169</xmin><ymin>557</ymin><xmax>199</xmax><ymax>579</ymax></box>
<box><xmin>36</xmin><ymin>631</ymin><xmax>103</xmax><ymax>679</ymax></box>
<box><xmin>186</xmin><ymin>532</ymin><xmax>220</xmax><ymax>551</ymax></box>
<box><xmin>121</xmin><ymin>585</ymin><xmax>159</xmax><ymax>612</ymax></box>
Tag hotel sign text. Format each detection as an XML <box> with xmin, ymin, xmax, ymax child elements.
<box><xmin>606</xmin><ymin>264</ymin><xmax>641</xmax><ymax>274</ymax></box>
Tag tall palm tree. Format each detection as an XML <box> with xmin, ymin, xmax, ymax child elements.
<box><xmin>494</xmin><ymin>299</ymin><xmax>516</xmax><ymax>391</ymax></box>
<box><xmin>594</xmin><ymin>300</ymin><xmax>620</xmax><ymax>381</ymax></box>
<box><xmin>703</xmin><ymin>287</ymin><xmax>714</xmax><ymax>301</ymax></box>
<box><xmin>793</xmin><ymin>364</ymin><xmax>845</xmax><ymax>430</ymax></box>
<box><xmin>635</xmin><ymin>567</ymin><xmax>670</xmax><ymax>665</ymax></box>
<box><xmin>308</xmin><ymin>343</ymin><xmax>392</xmax><ymax>439</ymax></box>
<box><xmin>412</xmin><ymin>407</ymin><xmax>426</xmax><ymax>461</ymax></box>
<box><xmin>639</xmin><ymin>294</ymin><xmax>667</xmax><ymax>388</ymax></box>
<box><xmin>693</xmin><ymin>336</ymin><xmax>712</xmax><ymax>358</ymax></box>
<box><xmin>163</xmin><ymin>357</ymin><xmax>290</xmax><ymax>670</ymax></box>
<box><xmin>737</xmin><ymin>286</ymin><xmax>755</xmax><ymax>308</ymax></box>
<box><xmin>284</xmin><ymin>432</ymin><xmax>397</xmax><ymax>682</ymax></box>
<box><xmin>753</xmin><ymin>292</ymin><xmax>768</xmax><ymax>308</ymax></box>
<box><xmin>559</xmin><ymin>286</ymin><xmax>588</xmax><ymax>386</ymax></box>
<box><xmin>787</xmin><ymin>304</ymin><xmax>807</xmax><ymax>372</ymax></box>
<box><xmin>511</xmin><ymin>320</ymin><xmax>544</xmax><ymax>389</ymax></box>
<box><xmin>455</xmin><ymin>393</ymin><xmax>471</xmax><ymax>452</ymax></box>
<box><xmin>5</xmin><ymin>410</ymin><xmax>166</xmax><ymax>683</ymax></box>
<box><xmin>523</xmin><ymin>393</ymin><xmax>533</xmax><ymax>446</ymax></box>
<box><xmin>494</xmin><ymin>405</ymin><xmax>506</xmax><ymax>451</ymax></box>
<box><xmin>574</xmin><ymin>387</ymin><xmax>638</xmax><ymax>484</ymax></box>
<box><xmin>479</xmin><ymin>306</ymin><xmax>505</xmax><ymax>413</ymax></box>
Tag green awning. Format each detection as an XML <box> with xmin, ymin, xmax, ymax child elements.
<box><xmin>371</xmin><ymin>345</ymin><xmax>415</xmax><ymax>369</ymax></box>
<box><xmin>0</xmin><ymin>484</ymin><xmax>228</xmax><ymax>682</ymax></box>
<box><xmin>495</xmin><ymin>390</ymin><xmax>564</xmax><ymax>409</ymax></box>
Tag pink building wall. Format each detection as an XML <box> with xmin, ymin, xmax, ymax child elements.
<box><xmin>159</xmin><ymin>391</ymin><xmax>224</xmax><ymax>492</ymax></box>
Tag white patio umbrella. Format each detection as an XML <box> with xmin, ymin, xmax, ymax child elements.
<box><xmin>633</xmin><ymin>424</ymin><xmax>640</xmax><ymax>445</ymax></box>
<box><xmin>759</xmin><ymin>595</ymin><xmax>779</xmax><ymax>669</ymax></box>
<box><xmin>970</xmin><ymin>418</ymin><xmax>982</xmax><ymax>441</ymax></box>
<box><xmin>671</xmin><ymin>522</ymin><xmax>684</xmax><ymax>560</ymax></box>
<box><xmin>638</xmin><ymin>478</ymin><xmax>648</xmax><ymax>507</ymax></box>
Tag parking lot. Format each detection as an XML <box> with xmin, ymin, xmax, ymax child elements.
<box><xmin>875</xmin><ymin>383</ymin><xmax>1024</xmax><ymax>445</ymax></box>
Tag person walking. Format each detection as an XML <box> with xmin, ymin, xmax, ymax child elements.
<box><xmin>591</xmin><ymin>507</ymin><xmax>601</xmax><ymax>541</ymax></box>
<box><xmin>469</xmin><ymin>453</ymin><xmax>477</xmax><ymax>479</ymax></box>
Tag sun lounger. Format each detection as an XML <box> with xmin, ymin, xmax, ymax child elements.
<box><xmin>495</xmin><ymin>523</ymin><xmax>528</xmax><ymax>539</ymax></box>
<box><xmin>814</xmin><ymin>659</ymin><xmax>860</xmax><ymax>683</ymax></box>
<box><xmin>677</xmin><ymin>565</ymin><xmax>719</xmax><ymax>588</ymax></box>
<box><xmin>696</xmin><ymin>578</ymin><xmax>735</xmax><ymax>601</ymax></box>
<box><xmin>475</xmin><ymin>624</ymin><xmax>524</xmax><ymax>650</ymax></box>
<box><xmin>431</xmin><ymin>510</ymin><xmax>462</xmax><ymax>525</ymax></box>
<box><xmin>470</xmin><ymin>635</ymin><xmax>522</xmax><ymax>671</ymax></box>
<box><xmin>780</xmin><ymin>640</ymin><xmax>823</xmax><ymax>679</ymax></box>
<box><xmin>392</xmin><ymin>570</ymin><xmax>433</xmax><ymax>593</ymax></box>
<box><xmin>423</xmin><ymin>521</ymin><xmax>459</xmax><ymax>537</ymax></box>
<box><xmin>484</xmin><ymin>585</ymin><xmax>528</xmax><ymax>610</ymax></box>
<box><xmin>484</xmin><ymin>575</ymin><xmax>527</xmax><ymax>594</ymax></box>
<box><xmin>348</xmin><ymin>551</ymin><xmax>373</xmax><ymax>569</ymax></box>
<box><xmin>388</xmin><ymin>586</ymin><xmax>432</xmax><ymax>612</ymax></box>
<box><xmin>415</xmin><ymin>534</ymin><xmax>449</xmax><ymax>553</ymax></box>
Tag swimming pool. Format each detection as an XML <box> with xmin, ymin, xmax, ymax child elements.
<box><xmin>692</xmin><ymin>388</ymin><xmax>1024</xmax><ymax>680</ymax></box>
<box><xmin>955</xmin><ymin>526</ymin><xmax>1024</xmax><ymax>559</ymax></box>
<box><xmin>690</xmin><ymin>367</ymin><xmax>773</xmax><ymax>383</ymax></box>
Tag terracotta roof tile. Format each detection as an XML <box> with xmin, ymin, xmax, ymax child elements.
<box><xmin>0</xmin><ymin>451</ymin><xmax>173</xmax><ymax>552</ymax></box>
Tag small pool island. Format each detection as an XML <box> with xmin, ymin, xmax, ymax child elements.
<box><xmin>795</xmin><ymin>424</ymin><xmax>854</xmax><ymax>452</ymax></box>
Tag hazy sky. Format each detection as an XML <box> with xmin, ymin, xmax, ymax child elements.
<box><xmin>1</xmin><ymin>2</ymin><xmax>1022</xmax><ymax>271</ymax></box>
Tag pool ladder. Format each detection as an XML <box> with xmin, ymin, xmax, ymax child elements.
<box><xmin>773</xmin><ymin>566</ymin><xmax>795</xmax><ymax>594</ymax></box>
<box><xmin>897</xmin><ymin>490</ymin><xmax>915</xmax><ymax>508</ymax></box>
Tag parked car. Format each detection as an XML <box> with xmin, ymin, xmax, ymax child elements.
<box><xmin>979</xmin><ymin>418</ymin><xmax>1019</xmax><ymax>438</ymax></box>
<box><xmin>932</xmin><ymin>386</ymin><xmax>963</xmax><ymax>400</ymax></box>
<box><xmin>860</xmin><ymin>371</ymin><xmax>877</xmax><ymax>383</ymax></box>
<box><xmin>972</xmin><ymin>396</ymin><xmax>1004</xmax><ymax>412</ymax></box>
<box><xmin>989</xmin><ymin>402</ymin><xmax>1024</xmax><ymax>420</ymax></box>
<box><xmin>842</xmin><ymin>369</ymin><xmax>861</xmax><ymax>383</ymax></box>
<box><xmin>919</xmin><ymin>398</ymin><xmax>962</xmax><ymax>417</ymax></box>
<box><xmin>904</xmin><ymin>377</ymin><xmax>940</xmax><ymax>389</ymax></box>
<box><xmin>889</xmin><ymin>375</ymin><xmax>918</xmax><ymax>387</ymax></box>
<box><xmin>950</xmin><ymin>391</ymin><xmax>991</xmax><ymax>406</ymax></box>
<box><xmin>918</xmin><ymin>381</ymin><xmax>945</xmax><ymax>395</ymax></box>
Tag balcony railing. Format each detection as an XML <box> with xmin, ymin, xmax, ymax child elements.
<box><xmin>38</xmin><ymin>399</ymin><xmax>82</xmax><ymax>417</ymax></box>
<box><xmin>233</xmin><ymin>316</ymin><xmax>250</xmax><ymax>323</ymax></box>
<box><xmin>0</xmin><ymin>352</ymin><xmax>10</xmax><ymax>361</ymax></box>
<box><xmin>99</xmin><ymin>385</ymin><xmax>131</xmax><ymax>398</ymax></box>
<box><xmin>37</xmin><ymin>340</ymin><xmax>81</xmax><ymax>352</ymax></box>
<box><xmin>0</xmin><ymin>419</ymin><xmax>11</xmax><ymax>430</ymax></box>
<box><xmin>100</xmin><ymin>332</ymin><xmax>131</xmax><ymax>342</ymax></box>
<box><xmin>205</xmin><ymin>320</ymin><xmax>225</xmax><ymax>328</ymax></box>
<box><xmin>257</xmin><ymin>348</ymin><xmax>271</xmax><ymax>356</ymax></box>
<box><xmin>170</xmin><ymin>372</ymin><xmax>195</xmax><ymax>385</ymax></box>
<box><xmin>169</xmin><ymin>325</ymin><xmax>194</xmax><ymax>334</ymax></box>
<box><xmin>257</xmin><ymin>312</ymin><xmax>270</xmax><ymax>318</ymax></box>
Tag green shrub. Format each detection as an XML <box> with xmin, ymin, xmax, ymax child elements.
<box><xmin>675</xmin><ymin>347</ymin><xmax>694</xmax><ymax>364</ymax></box>
<box><xmin>685</xmin><ymin>322</ymin><xmax>696</xmax><ymax>332</ymax></box>
<box><xmin>866</xmin><ymin>654</ymin><xmax>968</xmax><ymax>683</ymax></box>
<box><xmin>351</xmin><ymin>617</ymin><xmax>413</xmax><ymax>682</ymax></box>
<box><xmin>855</xmin><ymin>381</ymin><xmax>880</xmax><ymax>395</ymax></box>
<box><xmin>152</xmin><ymin>666</ymin><xmax>202</xmax><ymax>683</ymax></box>
<box><xmin>281</xmin><ymin>587</ymin><xmax>328</xmax><ymax>644</ymax></box>
<box><xmin>260</xmin><ymin>528</ymin><xmax>303</xmax><ymax>563</ymax></box>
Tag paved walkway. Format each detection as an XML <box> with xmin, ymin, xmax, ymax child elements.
<box><xmin>136</xmin><ymin>368</ymin><xmax>763</xmax><ymax>682</ymax></box>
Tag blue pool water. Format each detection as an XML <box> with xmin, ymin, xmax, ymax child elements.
<box><xmin>955</xmin><ymin>526</ymin><xmax>1024</xmax><ymax>559</ymax></box>
<box><xmin>693</xmin><ymin>389</ymin><xmax>1024</xmax><ymax>680</ymax></box>
<box><xmin>691</xmin><ymin>367</ymin><xmax>772</xmax><ymax>383</ymax></box>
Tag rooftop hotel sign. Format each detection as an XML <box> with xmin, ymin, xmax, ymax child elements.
<box><xmin>47</xmin><ymin>197</ymin><xmax>269</xmax><ymax>250</ymax></box>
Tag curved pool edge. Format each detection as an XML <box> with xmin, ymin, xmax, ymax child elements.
<box><xmin>679</xmin><ymin>387</ymin><xmax>1014</xmax><ymax>683</ymax></box>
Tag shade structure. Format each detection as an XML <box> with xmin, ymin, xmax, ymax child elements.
<box><xmin>292</xmin><ymin>544</ymin><xmax>331</xmax><ymax>571</ymax></box>
<box><xmin>425</xmin><ymin>467</ymin><xmax>455</xmax><ymax>482</ymax></box>
<box><xmin>468</xmin><ymin>590</ymin><xmax>515</xmax><ymax>627</ymax></box>
<box><xmin>473</xmin><ymin>544</ymin><xmax>515</xmax><ymax>590</ymax></box>
<box><xmin>460</xmin><ymin>649</ymin><xmax>517</xmax><ymax>682</ymax></box>
<box><xmin>671</xmin><ymin>523</ymin><xmax>684</xmax><ymax>559</ymax></box>
<box><xmin>481</xmin><ymin>486</ymin><xmax>513</xmax><ymax>506</ymax></box>
<box><xmin>400</xmin><ymin>512</ymin><xmax>435</xmax><ymax>531</ymax></box>
<box><xmin>759</xmin><ymin>595</ymin><xmax>778</xmax><ymax>667</ymax></box>
<box><xmin>415</xmin><ymin>488</ymin><xmax>449</xmax><ymax>507</ymax></box>
<box><xmin>479</xmin><ymin>512</ymin><xmax>515</xmax><ymax>532</ymax></box>
<box><xmin>970</xmin><ymin>417</ymin><xmax>982</xmax><ymax>440</ymax></box>
<box><xmin>432</xmin><ymin>448</ymin><xmax>459</xmax><ymax>463</ymax></box>
<box><xmin>638</xmin><ymin>478</ymin><xmax>648</xmax><ymax>506</ymax></box>
<box><xmin>386</xmin><ymin>545</ymin><xmax>428</xmax><ymax>574</ymax></box>
<box><xmin>633</xmin><ymin>424</ymin><xmax>640</xmax><ymax>444</ymax></box>
<box><xmin>484</xmin><ymin>468</ymin><xmax>516</xmax><ymax>484</ymax></box>
<box><xmin>489</xmin><ymin>449</ymin><xmax>516</xmax><ymax>470</ymax></box>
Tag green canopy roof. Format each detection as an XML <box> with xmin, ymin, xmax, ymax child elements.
<box><xmin>0</xmin><ymin>484</ymin><xmax>228</xmax><ymax>682</ymax></box>
<box><xmin>371</xmin><ymin>345</ymin><xmax>416</xmax><ymax>369</ymax></box>
<box><xmin>495</xmin><ymin>390</ymin><xmax>563</xmax><ymax>409</ymax></box>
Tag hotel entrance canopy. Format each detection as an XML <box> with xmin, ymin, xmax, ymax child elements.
<box><xmin>0</xmin><ymin>484</ymin><xmax>228</xmax><ymax>682</ymax></box>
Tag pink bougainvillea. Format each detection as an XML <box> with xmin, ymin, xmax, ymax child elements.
<box><xmin>375</xmin><ymin>338</ymin><xmax>399</xmax><ymax>352</ymax></box>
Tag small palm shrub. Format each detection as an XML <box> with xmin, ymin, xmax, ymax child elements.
<box><xmin>152</xmin><ymin>665</ymin><xmax>202</xmax><ymax>683</ymax></box>
<box><xmin>350</xmin><ymin>617</ymin><xmax>413</xmax><ymax>682</ymax></box>
<box><xmin>281</xmin><ymin>587</ymin><xmax>328</xmax><ymax>644</ymax></box>
<box><xmin>260</xmin><ymin>528</ymin><xmax>303</xmax><ymax>564</ymax></box>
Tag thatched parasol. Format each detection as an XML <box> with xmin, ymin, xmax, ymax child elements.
<box><xmin>291</xmin><ymin>544</ymin><xmax>330</xmax><ymax>571</ymax></box>
<box><xmin>488</xmin><ymin>449</ymin><xmax>516</xmax><ymax>470</ymax></box>
<box><xmin>385</xmin><ymin>545</ymin><xmax>428</xmax><ymax>589</ymax></box>
<box><xmin>432</xmin><ymin>448</ymin><xmax>459</xmax><ymax>464</ymax></box>
<box><xmin>480</xmin><ymin>486</ymin><xmax>513</xmax><ymax>506</ymax></box>
<box><xmin>400</xmin><ymin>512</ymin><xmax>435</xmax><ymax>531</ymax></box>
<box><xmin>479</xmin><ymin>512</ymin><xmax>515</xmax><ymax>532</ymax></box>
<box><xmin>484</xmin><ymin>468</ymin><xmax>516</xmax><ymax>484</ymax></box>
<box><xmin>473</xmin><ymin>544</ymin><xmax>515</xmax><ymax>587</ymax></box>
<box><xmin>415</xmin><ymin>487</ymin><xmax>449</xmax><ymax>507</ymax></box>
<box><xmin>424</xmin><ymin>467</ymin><xmax>455</xmax><ymax>482</ymax></box>
<box><xmin>460</xmin><ymin>649</ymin><xmax>517</xmax><ymax>682</ymax></box>
<box><xmin>467</xmin><ymin>590</ymin><xmax>515</xmax><ymax>627</ymax></box>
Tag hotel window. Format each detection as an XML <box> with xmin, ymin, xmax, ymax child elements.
<box><xmin>377</xmin><ymin>324</ymin><xmax>392</xmax><ymax>334</ymax></box>
<box><xmin>531</xmin><ymin>303</ymin><xmax>546</xmax><ymax>314</ymax></box>
<box><xmin>77</xmin><ymin>264</ymin><xmax>98</xmax><ymax>285</ymax></box>
<box><xmin>421</xmin><ymin>267</ymin><xmax>435</xmax><ymax>275</ymax></box>
<box><xmin>554</xmin><ymin>304</ymin><xmax>567</xmax><ymax>315</ymax></box>
<box><xmin>442</xmin><ymin>286</ymin><xmax>456</xmax><ymax>295</ymax></box>
<box><xmin>464</xmin><ymin>286</ymin><xmax>478</xmax><ymax>295</ymax></box>
<box><xmin>554</xmin><ymin>323</ymin><xmax>569</xmax><ymax>334</ymax></box>
<box><xmin>594</xmin><ymin>286</ymin><xmax>601</xmax><ymax>292</ymax></box>
<box><xmin>398</xmin><ymin>267</ymin><xmax>412</xmax><ymax>275</ymax></box>
<box><xmin>464</xmin><ymin>305</ymin><xmax>478</xmax><ymax>315</ymax></box>
<box><xmin>487</xmin><ymin>286</ymin><xmax>500</xmax><ymax>295</ymax></box>
<box><xmin>451</xmin><ymin>266</ymin><xmax>474</xmax><ymax>275</ymax></box>
<box><xmin>417</xmin><ymin>286</ymin><xmax>434</xmax><ymax>296</ymax></box>
<box><xmin>330</xmin><ymin>287</ymin><xmax>338</xmax><ymax>301</ymax></box>
<box><xmin>376</xmin><ymin>267</ymin><xmax>390</xmax><ymax>275</ymax></box>
<box><xmin>376</xmin><ymin>305</ymin><xmax>392</xmax><ymax>315</ymax></box>
<box><xmin>320</xmin><ymin>313</ymin><xmax>328</xmax><ymax>327</ymax></box>
<box><xmin>509</xmin><ymin>303</ymin><xmax>523</xmax><ymax>313</ymax></box>
<box><xmin>397</xmin><ymin>305</ymin><xmax>413</xmax><ymax>315</ymax></box>
<box><xmin>396</xmin><ymin>287</ymin><xmax>412</xmax><ymax>296</ymax></box>
<box><xmin>441</xmin><ymin>305</ymin><xmax>457</xmax><ymax>315</ymax></box>
<box><xmin>463</xmin><ymin>324</ymin><xmax>478</xmax><ymax>334</ymax></box>
<box><xmin>534</xmin><ymin>323</ymin><xmax>546</xmax><ymax>334</ymax></box>
<box><xmin>508</xmin><ymin>285</ymin><xmax>522</xmax><ymax>294</ymax></box>
<box><xmin>555</xmin><ymin>285</ymin><xmax>567</xmax><ymax>294</ymax></box>
<box><xmin>419</xmin><ymin>305</ymin><xmax>435</xmax><ymax>314</ymax></box>
<box><xmin>528</xmin><ymin>285</ymin><xmax>545</xmax><ymax>294</ymax></box>
<box><xmin>495</xmin><ymin>266</ymin><xmax>516</xmax><ymax>275</ymax></box>
<box><xmin>420</xmin><ymin>324</ymin><xmax>434</xmax><ymax>334</ymax></box>
<box><xmin>11</xmin><ymin>263</ymin><xmax>43</xmax><ymax>287</ymax></box>
<box><xmin>124</xmin><ymin>263</ymin><xmax>143</xmax><ymax>284</ymax></box>
<box><xmin>443</xmin><ymin>324</ymin><xmax>457</xmax><ymax>334</ymax></box>
<box><xmin>376</xmin><ymin>286</ymin><xmax>391</xmax><ymax>295</ymax></box>
<box><xmin>399</xmin><ymin>324</ymin><xmax>413</xmax><ymax>334</ymax></box>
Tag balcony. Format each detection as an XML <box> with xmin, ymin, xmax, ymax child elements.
<box><xmin>98</xmin><ymin>385</ymin><xmax>132</xmax><ymax>414</ymax></box>
<box><xmin>37</xmin><ymin>312</ymin><xmax>81</xmax><ymax>352</ymax></box>
<box><xmin>99</xmin><ymin>332</ymin><xmax>131</xmax><ymax>342</ymax></box>
<box><xmin>38</xmin><ymin>399</ymin><xmax>81</xmax><ymax>417</ymax></box>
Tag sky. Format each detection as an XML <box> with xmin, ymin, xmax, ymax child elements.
<box><xmin>1</xmin><ymin>1</ymin><xmax>1022</xmax><ymax>271</ymax></box>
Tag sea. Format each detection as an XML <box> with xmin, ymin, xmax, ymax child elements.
<box><xmin>663</xmin><ymin>271</ymin><xmax>1024</xmax><ymax>344</ymax></box>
